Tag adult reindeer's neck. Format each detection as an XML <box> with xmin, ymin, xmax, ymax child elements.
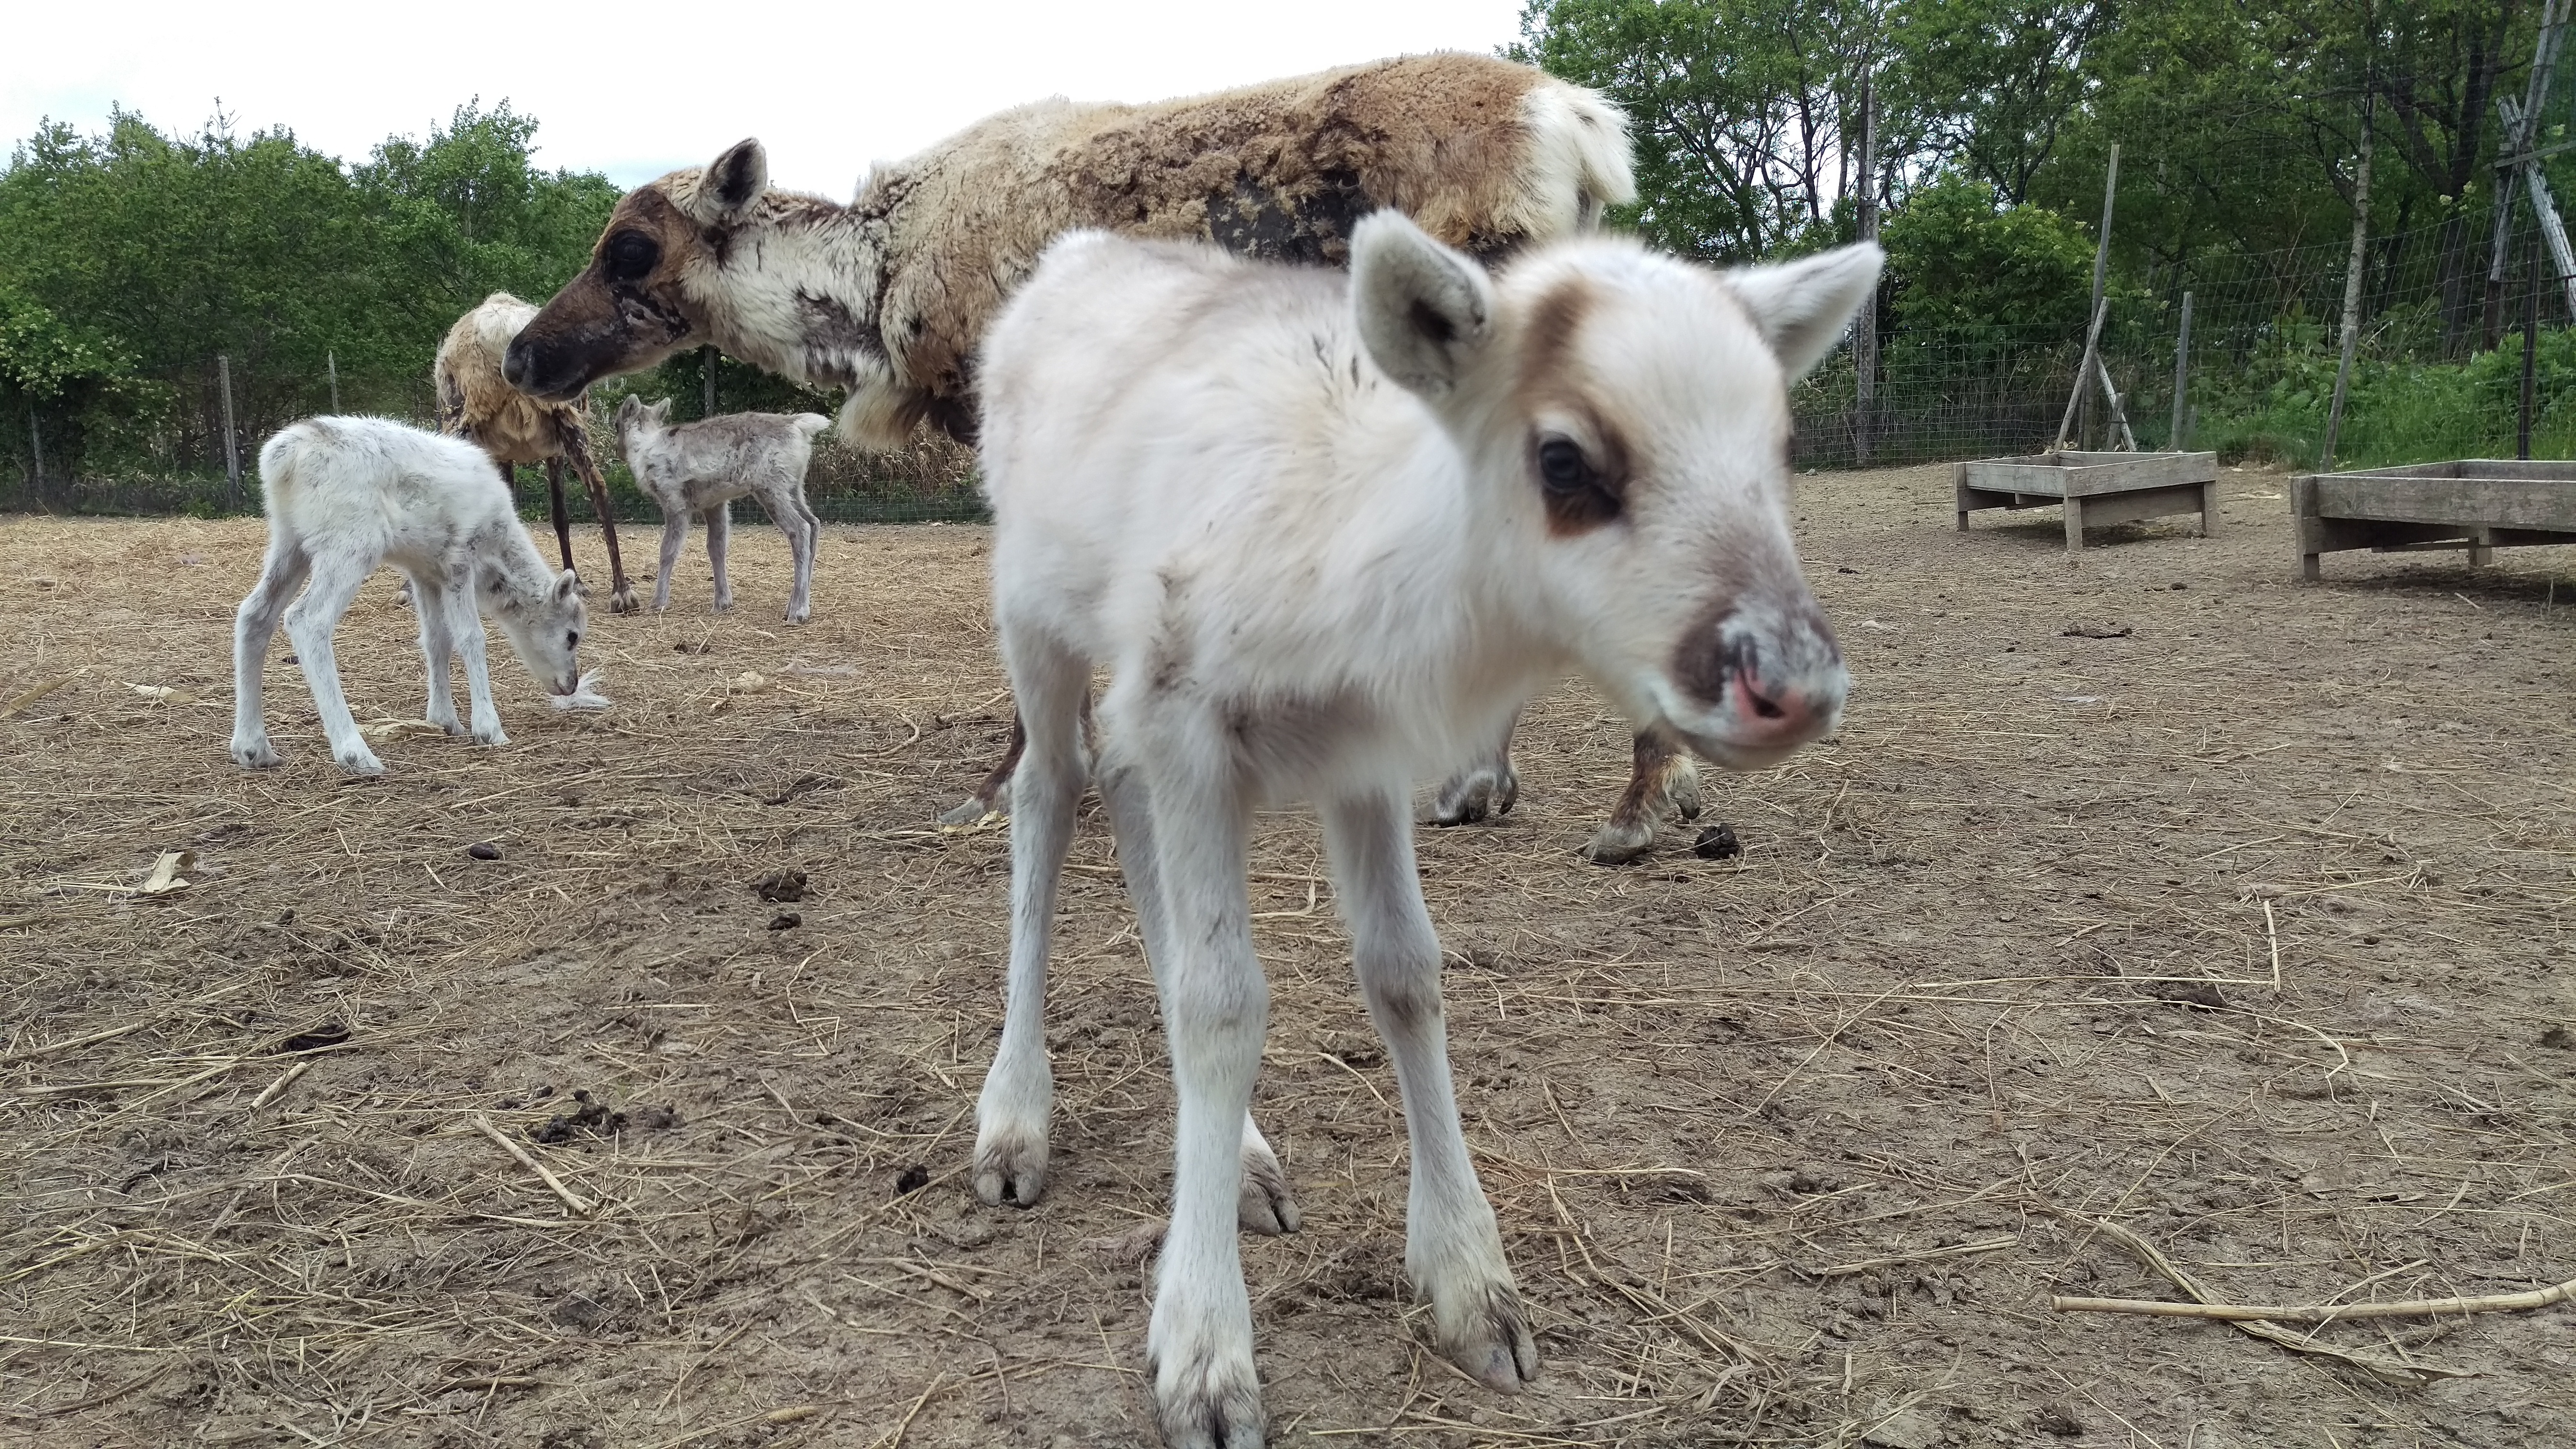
<box><xmin>687</xmin><ymin>194</ymin><xmax>892</xmax><ymax>397</ymax></box>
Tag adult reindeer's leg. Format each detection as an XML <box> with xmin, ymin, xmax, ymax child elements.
<box><xmin>282</xmin><ymin>553</ymin><xmax>386</xmax><ymax>775</ymax></box>
<box><xmin>560</xmin><ymin>424</ymin><xmax>636</xmax><ymax>613</ymax></box>
<box><xmin>1429</xmin><ymin>707</ymin><xmax>1520</xmax><ymax>826</ymax></box>
<box><xmin>230</xmin><ymin>536</ymin><xmax>310</xmax><ymax>769</ymax></box>
<box><xmin>1138</xmin><ymin>731</ymin><xmax>1268</xmax><ymax>1448</ymax></box>
<box><xmin>1097</xmin><ymin>748</ymin><xmax>1301</xmax><ymax>1236</ymax></box>
<box><xmin>1586</xmin><ymin>731</ymin><xmax>1701</xmax><ymax>865</ymax></box>
<box><xmin>537</xmin><ymin>459</ymin><xmax>575</xmax><ymax>574</ymax></box>
<box><xmin>940</xmin><ymin>713</ymin><xmax>1025</xmax><ymax>826</ymax></box>
<box><xmin>1324</xmin><ymin>782</ymin><xmax>1536</xmax><ymax>1392</ymax></box>
<box><xmin>970</xmin><ymin>641</ymin><xmax>1089</xmax><ymax>1211</ymax></box>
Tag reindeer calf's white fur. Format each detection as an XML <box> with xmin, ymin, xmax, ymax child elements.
<box><xmin>971</xmin><ymin>216</ymin><xmax>1877</xmax><ymax>1446</ymax></box>
<box><xmin>230</xmin><ymin>417</ymin><xmax>590</xmax><ymax>775</ymax></box>
<box><xmin>612</xmin><ymin>401</ymin><xmax>830</xmax><ymax>623</ymax></box>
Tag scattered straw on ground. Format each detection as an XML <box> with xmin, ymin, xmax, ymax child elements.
<box><xmin>2</xmin><ymin>466</ymin><xmax>2572</xmax><ymax>1448</ymax></box>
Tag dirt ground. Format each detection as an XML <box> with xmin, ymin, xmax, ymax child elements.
<box><xmin>2</xmin><ymin>463</ymin><xmax>2572</xmax><ymax>1449</ymax></box>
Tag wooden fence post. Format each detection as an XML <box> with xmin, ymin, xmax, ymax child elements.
<box><xmin>2169</xmin><ymin>291</ymin><xmax>2193</xmax><ymax>449</ymax></box>
<box><xmin>2521</xmin><ymin>250</ymin><xmax>2540</xmax><ymax>461</ymax></box>
<box><xmin>218</xmin><ymin>354</ymin><xmax>242</xmax><ymax>511</ymax></box>
<box><xmin>2322</xmin><ymin>107</ymin><xmax>2373</xmax><ymax>473</ymax></box>
<box><xmin>2079</xmin><ymin>144</ymin><xmax>2119</xmax><ymax>448</ymax></box>
<box><xmin>327</xmin><ymin>350</ymin><xmax>340</xmax><ymax>414</ymax></box>
<box><xmin>26</xmin><ymin>406</ymin><xmax>42</xmax><ymax>504</ymax></box>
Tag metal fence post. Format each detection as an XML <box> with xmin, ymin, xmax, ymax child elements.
<box><xmin>218</xmin><ymin>354</ymin><xmax>242</xmax><ymax>511</ymax></box>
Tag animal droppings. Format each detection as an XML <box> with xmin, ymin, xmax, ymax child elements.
<box><xmin>2542</xmin><ymin>1025</ymin><xmax>2572</xmax><ymax>1050</ymax></box>
<box><xmin>894</xmin><ymin>1165</ymin><xmax>931</xmax><ymax>1195</ymax></box>
<box><xmin>466</xmin><ymin>842</ymin><xmax>501</xmax><ymax>860</ymax></box>
<box><xmin>768</xmin><ymin>911</ymin><xmax>802</xmax><ymax>931</ymax></box>
<box><xmin>1693</xmin><ymin>824</ymin><xmax>1743</xmax><ymax>860</ymax></box>
<box><xmin>756</xmin><ymin>868</ymin><xmax>808</xmax><ymax>902</ymax></box>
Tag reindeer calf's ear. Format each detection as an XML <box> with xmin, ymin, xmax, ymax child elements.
<box><xmin>555</xmin><ymin>570</ymin><xmax>585</xmax><ymax>601</ymax></box>
<box><xmin>1352</xmin><ymin>211</ymin><xmax>1495</xmax><ymax>398</ymax></box>
<box><xmin>1727</xmin><ymin>243</ymin><xmax>1885</xmax><ymax>381</ymax></box>
<box><xmin>707</xmin><ymin>139</ymin><xmax>769</xmax><ymax>214</ymax></box>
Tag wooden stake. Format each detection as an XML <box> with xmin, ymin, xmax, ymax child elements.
<box><xmin>2522</xmin><ymin>248</ymin><xmax>2541</xmax><ymax>460</ymax></box>
<box><xmin>2169</xmin><ymin>291</ymin><xmax>2193</xmax><ymax>449</ymax></box>
<box><xmin>2055</xmin><ymin>1274</ymin><xmax>2573</xmax><ymax>1323</ymax></box>
<box><xmin>2322</xmin><ymin>102</ymin><xmax>2373</xmax><ymax>472</ymax></box>
<box><xmin>1852</xmin><ymin>66</ymin><xmax>1879</xmax><ymax>468</ymax></box>
<box><xmin>217</xmin><ymin>353</ymin><xmax>242</xmax><ymax>512</ymax></box>
<box><xmin>2056</xmin><ymin>296</ymin><xmax>2111</xmax><ymax>452</ymax></box>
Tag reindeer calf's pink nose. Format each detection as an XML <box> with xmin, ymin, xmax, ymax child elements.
<box><xmin>1727</xmin><ymin>672</ymin><xmax>1836</xmax><ymax>737</ymax></box>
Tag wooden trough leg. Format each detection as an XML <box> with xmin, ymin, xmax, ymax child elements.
<box><xmin>2062</xmin><ymin>495</ymin><xmax>2087</xmax><ymax>552</ymax></box>
<box><xmin>2197</xmin><ymin>479</ymin><xmax>2219</xmax><ymax>538</ymax></box>
<box><xmin>2468</xmin><ymin>527</ymin><xmax>2495</xmax><ymax>567</ymax></box>
<box><xmin>1954</xmin><ymin>465</ymin><xmax>1972</xmax><ymax>532</ymax></box>
<box><xmin>2300</xmin><ymin>551</ymin><xmax>2323</xmax><ymax>582</ymax></box>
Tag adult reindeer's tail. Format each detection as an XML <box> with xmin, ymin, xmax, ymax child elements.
<box><xmin>1518</xmin><ymin>79</ymin><xmax>1636</xmax><ymax>236</ymax></box>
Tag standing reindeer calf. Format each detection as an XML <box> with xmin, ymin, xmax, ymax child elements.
<box><xmin>971</xmin><ymin>215</ymin><xmax>1877</xmax><ymax>1445</ymax></box>
<box><xmin>230</xmin><ymin>418</ymin><xmax>593</xmax><ymax>776</ymax></box>
<box><xmin>611</xmin><ymin>399</ymin><xmax>830</xmax><ymax>623</ymax></box>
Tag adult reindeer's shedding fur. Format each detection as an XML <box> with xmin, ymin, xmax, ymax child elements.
<box><xmin>230</xmin><ymin>418</ymin><xmax>590</xmax><ymax>776</ymax></box>
<box><xmin>436</xmin><ymin>294</ymin><xmax>637</xmax><ymax>612</ymax></box>
<box><xmin>612</xmin><ymin>400</ymin><xmax>830</xmax><ymax>623</ymax></box>
<box><xmin>971</xmin><ymin>217</ymin><xmax>1877</xmax><ymax>1445</ymax></box>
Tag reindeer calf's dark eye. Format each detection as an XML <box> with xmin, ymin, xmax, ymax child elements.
<box><xmin>1538</xmin><ymin>439</ymin><xmax>1589</xmax><ymax>491</ymax></box>
<box><xmin>567</xmin><ymin>632</ymin><xmax>580</xmax><ymax>649</ymax></box>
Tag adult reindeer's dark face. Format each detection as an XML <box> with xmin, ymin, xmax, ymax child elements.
<box><xmin>504</xmin><ymin>140</ymin><xmax>770</xmax><ymax>401</ymax></box>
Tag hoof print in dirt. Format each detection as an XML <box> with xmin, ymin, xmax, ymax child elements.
<box><xmin>530</xmin><ymin>1090</ymin><xmax>685</xmax><ymax>1144</ymax></box>
<box><xmin>1692</xmin><ymin>823</ymin><xmax>1743</xmax><ymax>860</ymax></box>
<box><xmin>274</xmin><ymin>1021</ymin><xmax>351</xmax><ymax>1055</ymax></box>
<box><xmin>465</xmin><ymin>841</ymin><xmax>501</xmax><ymax>861</ymax></box>
<box><xmin>895</xmin><ymin>1164</ymin><xmax>931</xmax><ymax>1195</ymax></box>
<box><xmin>2032</xmin><ymin>1403</ymin><xmax>2086</xmax><ymax>1438</ymax></box>
<box><xmin>755</xmin><ymin>868</ymin><xmax>808</xmax><ymax>903</ymax></box>
<box><xmin>768</xmin><ymin>911</ymin><xmax>802</xmax><ymax>931</ymax></box>
<box><xmin>2149</xmin><ymin>978</ymin><xmax>2227</xmax><ymax>1010</ymax></box>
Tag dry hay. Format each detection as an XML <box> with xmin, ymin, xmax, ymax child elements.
<box><xmin>1</xmin><ymin>465</ymin><xmax>2572</xmax><ymax>1449</ymax></box>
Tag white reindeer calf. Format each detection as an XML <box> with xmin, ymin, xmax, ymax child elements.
<box><xmin>611</xmin><ymin>399</ymin><xmax>830</xmax><ymax>623</ymax></box>
<box><xmin>971</xmin><ymin>214</ymin><xmax>1876</xmax><ymax>1446</ymax></box>
<box><xmin>231</xmin><ymin>417</ymin><xmax>590</xmax><ymax>775</ymax></box>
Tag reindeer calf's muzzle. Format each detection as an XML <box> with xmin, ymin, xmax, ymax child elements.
<box><xmin>1673</xmin><ymin>603</ymin><xmax>1846</xmax><ymax>759</ymax></box>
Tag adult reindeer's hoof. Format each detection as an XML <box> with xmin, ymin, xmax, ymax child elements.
<box><xmin>1150</xmin><ymin>1327</ymin><xmax>1266</xmax><ymax>1449</ymax></box>
<box><xmin>1583</xmin><ymin>818</ymin><xmax>1656</xmax><ymax>865</ymax></box>
<box><xmin>971</xmin><ymin>1127</ymin><xmax>1049</xmax><ymax>1209</ymax></box>
<box><xmin>1432</xmin><ymin>1281</ymin><xmax>1541</xmax><ymax>1392</ymax></box>
<box><xmin>609</xmin><ymin>585</ymin><xmax>641</xmax><ymax>615</ymax></box>
<box><xmin>1428</xmin><ymin>761</ymin><xmax>1518</xmax><ymax>826</ymax></box>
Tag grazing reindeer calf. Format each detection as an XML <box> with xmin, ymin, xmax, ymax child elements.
<box><xmin>231</xmin><ymin>418</ymin><xmax>591</xmax><ymax>776</ymax></box>
<box><xmin>611</xmin><ymin>399</ymin><xmax>830</xmax><ymax>623</ymax></box>
<box><xmin>971</xmin><ymin>215</ymin><xmax>1875</xmax><ymax>1445</ymax></box>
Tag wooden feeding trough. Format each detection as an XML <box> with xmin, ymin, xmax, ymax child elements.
<box><xmin>2291</xmin><ymin>460</ymin><xmax>2576</xmax><ymax>581</ymax></box>
<box><xmin>1955</xmin><ymin>450</ymin><xmax>2220</xmax><ymax>552</ymax></box>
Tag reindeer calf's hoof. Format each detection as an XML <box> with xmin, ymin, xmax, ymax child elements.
<box><xmin>1238</xmin><ymin>1145</ymin><xmax>1302</xmax><ymax>1236</ymax></box>
<box><xmin>970</xmin><ymin>1131</ymin><xmax>1049</xmax><ymax>1209</ymax></box>
<box><xmin>1429</xmin><ymin>765</ymin><xmax>1518</xmax><ymax>826</ymax></box>
<box><xmin>937</xmin><ymin>795</ymin><xmax>1005</xmax><ymax>828</ymax></box>
<box><xmin>1435</xmin><ymin>1283</ymin><xmax>1541</xmax><ymax>1392</ymax></box>
<box><xmin>472</xmin><ymin>724</ymin><xmax>510</xmax><ymax>747</ymax></box>
<box><xmin>1150</xmin><ymin>1334</ymin><xmax>1266</xmax><ymax>1449</ymax></box>
<box><xmin>332</xmin><ymin>747</ymin><xmax>387</xmax><ymax>776</ymax></box>
<box><xmin>784</xmin><ymin>606</ymin><xmax>810</xmax><ymax>625</ymax></box>
<box><xmin>230</xmin><ymin>739</ymin><xmax>283</xmax><ymax>770</ymax></box>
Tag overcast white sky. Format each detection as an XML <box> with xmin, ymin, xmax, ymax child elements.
<box><xmin>8</xmin><ymin>0</ymin><xmax>1533</xmax><ymax>196</ymax></box>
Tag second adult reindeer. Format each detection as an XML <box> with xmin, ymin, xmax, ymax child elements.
<box><xmin>969</xmin><ymin>214</ymin><xmax>1877</xmax><ymax>1445</ymax></box>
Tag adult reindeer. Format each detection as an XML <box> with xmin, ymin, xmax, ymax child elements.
<box><xmin>500</xmin><ymin>53</ymin><xmax>1709</xmax><ymax>859</ymax></box>
<box><xmin>435</xmin><ymin>294</ymin><xmax>638</xmax><ymax>612</ymax></box>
